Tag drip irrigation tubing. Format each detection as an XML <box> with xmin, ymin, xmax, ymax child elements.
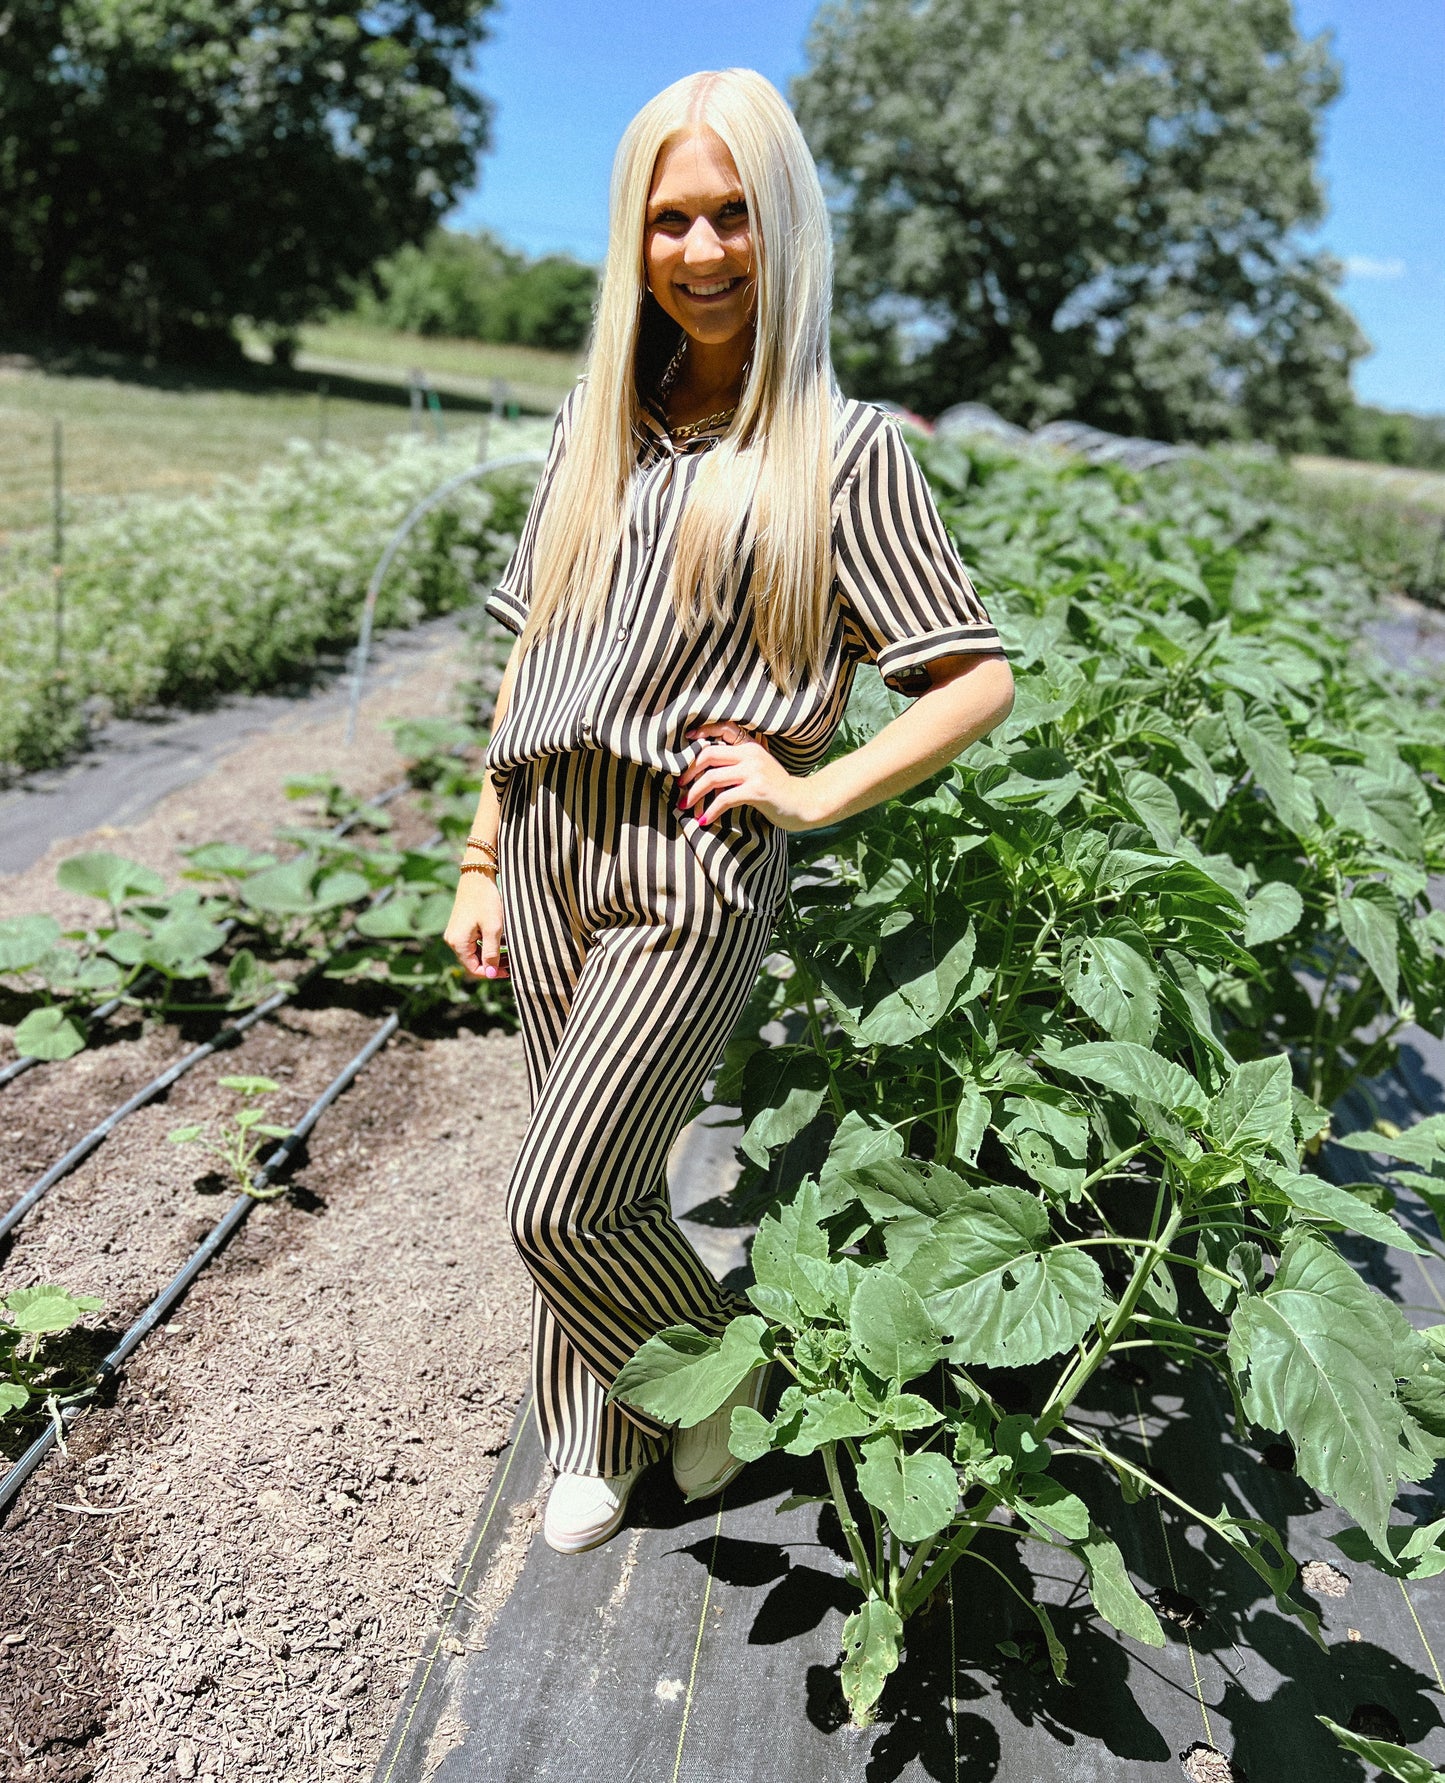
<box><xmin>0</xmin><ymin>1012</ymin><xmax>400</xmax><ymax>1513</ymax></box>
<box><xmin>0</xmin><ymin>773</ymin><xmax>412</xmax><ymax>1094</ymax></box>
<box><xmin>0</xmin><ymin>818</ymin><xmax>444</xmax><ymax>1244</ymax></box>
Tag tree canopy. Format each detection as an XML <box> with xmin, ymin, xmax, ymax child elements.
<box><xmin>792</xmin><ymin>0</ymin><xmax>1368</xmax><ymax>445</ymax></box>
<box><xmin>353</xmin><ymin>228</ymin><xmax>598</xmax><ymax>350</ymax></box>
<box><xmin>0</xmin><ymin>0</ymin><xmax>496</xmax><ymax>358</ymax></box>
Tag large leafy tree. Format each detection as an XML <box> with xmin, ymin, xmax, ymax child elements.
<box><xmin>0</xmin><ymin>0</ymin><xmax>496</xmax><ymax>357</ymax></box>
<box><xmin>792</xmin><ymin>0</ymin><xmax>1368</xmax><ymax>445</ymax></box>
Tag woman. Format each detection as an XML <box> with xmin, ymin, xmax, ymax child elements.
<box><xmin>443</xmin><ymin>68</ymin><xmax>1014</xmax><ymax>1555</ymax></box>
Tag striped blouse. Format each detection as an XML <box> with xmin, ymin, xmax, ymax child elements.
<box><xmin>482</xmin><ymin>380</ymin><xmax>1006</xmax><ymax>917</ymax></box>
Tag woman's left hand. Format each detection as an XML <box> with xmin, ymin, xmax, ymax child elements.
<box><xmin>677</xmin><ymin>722</ymin><xmax>824</xmax><ymax>834</ymax></box>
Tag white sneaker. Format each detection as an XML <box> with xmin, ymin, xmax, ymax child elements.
<box><xmin>672</xmin><ymin>1363</ymin><xmax>773</xmax><ymax>1502</ymax></box>
<box><xmin>543</xmin><ymin>1464</ymin><xmax>646</xmax><ymax>1554</ymax></box>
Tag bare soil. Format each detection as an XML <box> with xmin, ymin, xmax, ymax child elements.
<box><xmin>0</xmin><ymin>639</ymin><xmax>537</xmax><ymax>1780</ymax></box>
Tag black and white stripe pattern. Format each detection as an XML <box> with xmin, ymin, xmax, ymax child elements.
<box><xmin>484</xmin><ymin>383</ymin><xmax>1004</xmax><ymax>918</ymax></box>
<box><xmin>496</xmin><ymin>747</ymin><xmax>784</xmax><ymax>1477</ymax></box>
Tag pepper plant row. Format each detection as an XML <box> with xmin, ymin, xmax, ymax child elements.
<box><xmin>613</xmin><ymin>437</ymin><xmax>1445</xmax><ymax>1746</ymax></box>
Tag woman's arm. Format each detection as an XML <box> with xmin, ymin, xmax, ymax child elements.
<box><xmin>679</xmin><ymin>651</ymin><xmax>1015</xmax><ymax>834</ymax></box>
<box><xmin>443</xmin><ymin>641</ymin><xmax>522</xmax><ymax>978</ymax></box>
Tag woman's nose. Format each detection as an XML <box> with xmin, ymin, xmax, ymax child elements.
<box><xmin>682</xmin><ymin>218</ymin><xmax>727</xmax><ymax>266</ymax></box>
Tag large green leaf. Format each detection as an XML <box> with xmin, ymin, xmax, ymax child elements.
<box><xmin>1209</xmin><ymin>1055</ymin><xmax>1294</xmax><ymax>1160</ymax></box>
<box><xmin>1226</xmin><ymin>698</ymin><xmax>1317</xmax><ymax>835</ymax></box>
<box><xmin>1318</xmin><ymin>1718</ymin><xmax>1444</xmax><ymax>1783</ymax></box>
<box><xmin>142</xmin><ymin>911</ymin><xmax>228</xmax><ymax>974</ymax></box>
<box><xmin>848</xmin><ymin>1271</ymin><xmax>944</xmax><ymax>1384</ymax></box>
<box><xmin>840</xmin><ymin>1598</ymin><xmax>903</xmax><ymax>1722</ymax></box>
<box><xmin>1076</xmin><ymin>1527</ymin><xmax>1165</xmax><ymax>1645</ymax></box>
<box><xmin>751</xmin><ymin>1180</ymin><xmax>835</xmax><ymax>1319</ymax></box>
<box><xmin>1121</xmin><ymin>768</ymin><xmax>1182</xmax><ymax>849</ymax></box>
<box><xmin>780</xmin><ymin>1389</ymin><xmax>877</xmax><ymax>1456</ymax></box>
<box><xmin>994</xmin><ymin>1087</ymin><xmax>1089</xmax><ymax>1201</ymax></box>
<box><xmin>14</xmin><ymin>1006</ymin><xmax>86</xmax><ymax>1061</ymax></box>
<box><xmin>820</xmin><ymin>1111</ymin><xmax>905</xmax><ymax>1181</ymax></box>
<box><xmin>1260</xmin><ymin>1166</ymin><xmax>1428</xmax><ymax>1255</ymax></box>
<box><xmin>4</xmin><ymin>1284</ymin><xmax>104</xmax><ymax>1334</ymax></box>
<box><xmin>55</xmin><ymin>852</ymin><xmax>165</xmax><ymax>905</ymax></box>
<box><xmin>856</xmin><ymin>909</ymin><xmax>977</xmax><ymax>1045</ymax></box>
<box><xmin>1242</xmin><ymin>880</ymin><xmax>1304</xmax><ymax>946</ymax></box>
<box><xmin>855</xmin><ymin>1433</ymin><xmax>959</xmax><ymax>1543</ymax></box>
<box><xmin>1061</xmin><ymin>929</ymin><xmax>1160</xmax><ymax>1045</ymax></box>
<box><xmin>900</xmin><ymin>1186</ymin><xmax>1105</xmax><ymax>1367</ymax></box>
<box><xmin>0</xmin><ymin>914</ymin><xmax>61</xmax><ymax>974</ymax></box>
<box><xmin>740</xmin><ymin>1047</ymin><xmax>830</xmax><ymax>1166</ymax></box>
<box><xmin>1331</xmin><ymin>1517</ymin><xmax>1445</xmax><ymax>1581</ymax></box>
<box><xmin>1050</xmin><ymin>1041</ymin><xmax>1207</xmax><ymax>1124</ymax></box>
<box><xmin>608</xmin><ymin>1317</ymin><xmax>769</xmax><ymax>1427</ymax></box>
<box><xmin>1228</xmin><ymin>1236</ymin><xmax>1408</xmax><ymax>1550</ymax></box>
<box><xmin>1339</xmin><ymin>886</ymin><xmax>1400</xmax><ymax>1009</ymax></box>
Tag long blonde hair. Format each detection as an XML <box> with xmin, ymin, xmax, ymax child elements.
<box><xmin>517</xmin><ymin>68</ymin><xmax>838</xmax><ymax>698</ymax></box>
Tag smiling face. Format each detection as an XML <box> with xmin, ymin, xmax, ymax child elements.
<box><xmin>644</xmin><ymin>126</ymin><xmax>756</xmax><ymax>352</ymax></box>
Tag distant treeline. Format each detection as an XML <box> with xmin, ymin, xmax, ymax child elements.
<box><xmin>350</xmin><ymin>228</ymin><xmax>597</xmax><ymax>352</ymax></box>
<box><xmin>1342</xmin><ymin>406</ymin><xmax>1445</xmax><ymax>473</ymax></box>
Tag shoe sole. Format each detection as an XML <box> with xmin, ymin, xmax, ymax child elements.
<box><xmin>544</xmin><ymin>1510</ymin><xmax>627</xmax><ymax>1554</ymax></box>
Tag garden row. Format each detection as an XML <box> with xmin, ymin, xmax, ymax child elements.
<box><xmin>0</xmin><ymin>717</ymin><xmax>510</xmax><ymax>1450</ymax></box>
<box><xmin>0</xmin><ymin>429</ymin><xmax>544</xmax><ymax>778</ymax></box>
<box><xmin>2</xmin><ymin>425</ymin><xmax>1443</xmax><ymax>1775</ymax></box>
<box><xmin>611</xmin><ymin>433</ymin><xmax>1445</xmax><ymax>1776</ymax></box>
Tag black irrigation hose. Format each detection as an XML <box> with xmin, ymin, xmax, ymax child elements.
<box><xmin>0</xmin><ymin>775</ymin><xmax>414</xmax><ymax>1093</ymax></box>
<box><xmin>0</xmin><ymin>1012</ymin><xmax>400</xmax><ymax>1512</ymax></box>
<box><xmin>0</xmin><ymin>979</ymin><xmax>298</xmax><ymax>1243</ymax></box>
<box><xmin>0</xmin><ymin>820</ymin><xmax>445</xmax><ymax>1243</ymax></box>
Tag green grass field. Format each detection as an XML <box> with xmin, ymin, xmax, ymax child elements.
<box><xmin>1293</xmin><ymin>452</ymin><xmax>1445</xmax><ymax>515</ymax></box>
<box><xmin>0</xmin><ymin>325</ymin><xmax>579</xmax><ymax>539</ymax></box>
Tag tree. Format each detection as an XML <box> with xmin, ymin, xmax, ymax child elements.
<box><xmin>0</xmin><ymin>0</ymin><xmax>496</xmax><ymax>358</ymax></box>
<box><xmin>353</xmin><ymin>228</ymin><xmax>598</xmax><ymax>350</ymax></box>
<box><xmin>792</xmin><ymin>0</ymin><xmax>1368</xmax><ymax>445</ymax></box>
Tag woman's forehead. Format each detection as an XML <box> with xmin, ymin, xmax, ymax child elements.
<box><xmin>647</xmin><ymin>128</ymin><xmax>743</xmax><ymax>210</ymax></box>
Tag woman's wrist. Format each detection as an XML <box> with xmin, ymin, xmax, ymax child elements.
<box><xmin>797</xmin><ymin>766</ymin><xmax>842</xmax><ymax>831</ymax></box>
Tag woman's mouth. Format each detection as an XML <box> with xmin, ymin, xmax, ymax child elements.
<box><xmin>676</xmin><ymin>276</ymin><xmax>746</xmax><ymax>301</ymax></box>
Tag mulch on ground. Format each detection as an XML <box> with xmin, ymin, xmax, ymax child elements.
<box><xmin>0</xmin><ymin>640</ymin><xmax>537</xmax><ymax>1781</ymax></box>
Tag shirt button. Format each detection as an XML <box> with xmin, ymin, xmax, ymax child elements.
<box><xmin>616</xmin><ymin>626</ymin><xmax>628</xmax><ymax>641</ymax></box>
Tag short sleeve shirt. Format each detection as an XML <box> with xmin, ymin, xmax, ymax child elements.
<box><xmin>482</xmin><ymin>379</ymin><xmax>1006</xmax><ymax>915</ymax></box>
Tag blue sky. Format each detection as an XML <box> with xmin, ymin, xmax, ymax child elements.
<box><xmin>451</xmin><ymin>0</ymin><xmax>1443</xmax><ymax>414</ymax></box>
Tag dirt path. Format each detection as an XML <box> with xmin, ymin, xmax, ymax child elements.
<box><xmin>0</xmin><ymin>630</ymin><xmax>537</xmax><ymax>1780</ymax></box>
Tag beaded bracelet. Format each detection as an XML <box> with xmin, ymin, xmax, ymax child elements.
<box><xmin>458</xmin><ymin>861</ymin><xmax>498</xmax><ymax>878</ymax></box>
<box><xmin>465</xmin><ymin>833</ymin><xmax>499</xmax><ymax>856</ymax></box>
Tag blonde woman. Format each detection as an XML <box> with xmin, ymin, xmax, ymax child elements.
<box><xmin>443</xmin><ymin>68</ymin><xmax>1014</xmax><ymax>1555</ymax></box>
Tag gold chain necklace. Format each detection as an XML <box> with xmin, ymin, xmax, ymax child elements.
<box><xmin>670</xmin><ymin>405</ymin><xmax>736</xmax><ymax>442</ymax></box>
<box><xmin>656</xmin><ymin>335</ymin><xmax>739</xmax><ymax>443</ymax></box>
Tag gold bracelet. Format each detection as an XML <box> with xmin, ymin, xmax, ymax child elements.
<box><xmin>465</xmin><ymin>834</ymin><xmax>499</xmax><ymax>858</ymax></box>
<box><xmin>458</xmin><ymin>861</ymin><xmax>498</xmax><ymax>878</ymax></box>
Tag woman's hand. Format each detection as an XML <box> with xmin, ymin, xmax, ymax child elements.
<box><xmin>444</xmin><ymin>873</ymin><xmax>510</xmax><ymax>980</ymax></box>
<box><xmin>678</xmin><ymin>657</ymin><xmax>1015</xmax><ymax>837</ymax></box>
<box><xmin>677</xmin><ymin>721</ymin><xmax>823</xmax><ymax>833</ymax></box>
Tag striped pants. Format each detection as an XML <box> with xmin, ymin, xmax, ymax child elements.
<box><xmin>495</xmin><ymin>747</ymin><xmax>787</xmax><ymax>1477</ymax></box>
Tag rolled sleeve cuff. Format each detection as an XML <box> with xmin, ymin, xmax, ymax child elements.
<box><xmin>875</xmin><ymin>623</ymin><xmax>1007</xmax><ymax>695</ymax></box>
<box><xmin>484</xmin><ymin>582</ymin><xmax>527</xmax><ymax>636</ymax></box>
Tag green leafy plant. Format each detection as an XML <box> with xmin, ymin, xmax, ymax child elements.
<box><xmin>1</xmin><ymin>1286</ymin><xmax>105</xmax><ymax>1423</ymax></box>
<box><xmin>615</xmin><ymin>433</ymin><xmax>1445</xmax><ymax>1726</ymax></box>
<box><xmin>1320</xmin><ymin>1718</ymin><xmax>1445</xmax><ymax>1783</ymax></box>
<box><xmin>168</xmin><ymin>1076</ymin><xmax>293</xmax><ymax>1196</ymax></box>
<box><xmin>0</xmin><ymin>434</ymin><xmax>535</xmax><ymax>779</ymax></box>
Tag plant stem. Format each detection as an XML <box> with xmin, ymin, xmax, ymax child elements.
<box><xmin>1039</xmin><ymin>1195</ymin><xmax>1188</xmax><ymax>1428</ymax></box>
<box><xmin>822</xmin><ymin>1440</ymin><xmax>875</xmax><ymax>1596</ymax></box>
